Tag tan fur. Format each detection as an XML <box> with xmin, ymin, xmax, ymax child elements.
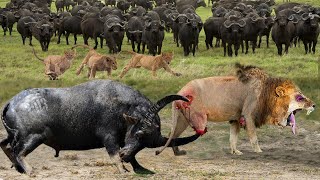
<box><xmin>119</xmin><ymin>52</ymin><xmax>181</xmax><ymax>78</ymax></box>
<box><xmin>157</xmin><ymin>64</ymin><xmax>315</xmax><ymax>156</ymax></box>
<box><xmin>33</xmin><ymin>48</ymin><xmax>76</xmax><ymax>80</ymax></box>
<box><xmin>74</xmin><ymin>45</ymin><xmax>117</xmax><ymax>79</ymax></box>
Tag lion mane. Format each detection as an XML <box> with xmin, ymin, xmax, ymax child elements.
<box><xmin>235</xmin><ymin>63</ymin><xmax>295</xmax><ymax>127</ymax></box>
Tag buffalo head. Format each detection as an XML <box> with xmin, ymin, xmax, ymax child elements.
<box><xmin>196</xmin><ymin>0</ymin><xmax>206</xmax><ymax>8</ymax></box>
<box><xmin>145</xmin><ymin>20</ymin><xmax>165</xmax><ymax>33</ymax></box>
<box><xmin>275</xmin><ymin>14</ymin><xmax>291</xmax><ymax>27</ymax></box>
<box><xmin>119</xmin><ymin>95</ymin><xmax>200</xmax><ymax>162</ymax></box>
<box><xmin>301</xmin><ymin>13</ymin><xmax>320</xmax><ymax>28</ymax></box>
<box><xmin>173</xmin><ymin>14</ymin><xmax>188</xmax><ymax>24</ymax></box>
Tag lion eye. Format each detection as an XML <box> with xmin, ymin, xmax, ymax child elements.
<box><xmin>296</xmin><ymin>95</ymin><xmax>305</xmax><ymax>102</ymax></box>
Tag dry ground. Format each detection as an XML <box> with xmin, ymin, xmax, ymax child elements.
<box><xmin>1</xmin><ymin>116</ymin><xmax>320</xmax><ymax>180</ymax></box>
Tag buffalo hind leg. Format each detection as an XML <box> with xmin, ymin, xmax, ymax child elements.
<box><xmin>0</xmin><ymin>135</ymin><xmax>15</xmax><ymax>165</ymax></box>
<box><xmin>12</xmin><ymin>134</ymin><xmax>45</xmax><ymax>175</ymax></box>
<box><xmin>29</xmin><ymin>36</ymin><xmax>33</xmax><ymax>46</ymax></box>
<box><xmin>229</xmin><ymin>121</ymin><xmax>242</xmax><ymax>155</ymax></box>
<box><xmin>312</xmin><ymin>40</ymin><xmax>317</xmax><ymax>54</ymax></box>
<box><xmin>130</xmin><ymin>157</ymin><xmax>154</xmax><ymax>174</ymax></box>
<box><xmin>172</xmin><ymin>110</ymin><xmax>189</xmax><ymax>156</ymax></box>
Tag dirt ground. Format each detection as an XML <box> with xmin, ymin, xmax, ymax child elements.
<box><xmin>0</xmin><ymin>117</ymin><xmax>320</xmax><ymax>180</ymax></box>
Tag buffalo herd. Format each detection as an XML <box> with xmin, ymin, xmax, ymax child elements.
<box><xmin>0</xmin><ymin>0</ymin><xmax>319</xmax><ymax>56</ymax></box>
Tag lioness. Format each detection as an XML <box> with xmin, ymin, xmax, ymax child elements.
<box><xmin>73</xmin><ymin>45</ymin><xmax>117</xmax><ymax>79</ymax></box>
<box><xmin>119</xmin><ymin>51</ymin><xmax>181</xmax><ymax>78</ymax></box>
<box><xmin>156</xmin><ymin>63</ymin><xmax>315</xmax><ymax>156</ymax></box>
<box><xmin>33</xmin><ymin>47</ymin><xmax>76</xmax><ymax>80</ymax></box>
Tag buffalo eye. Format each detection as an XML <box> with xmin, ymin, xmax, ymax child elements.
<box><xmin>135</xmin><ymin>130</ymin><xmax>144</xmax><ymax>139</ymax></box>
<box><xmin>296</xmin><ymin>95</ymin><xmax>305</xmax><ymax>102</ymax></box>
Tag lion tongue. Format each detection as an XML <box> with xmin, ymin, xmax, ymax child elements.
<box><xmin>290</xmin><ymin>113</ymin><xmax>296</xmax><ymax>134</ymax></box>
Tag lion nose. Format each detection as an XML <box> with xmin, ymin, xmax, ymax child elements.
<box><xmin>313</xmin><ymin>104</ymin><xmax>316</xmax><ymax>108</ymax></box>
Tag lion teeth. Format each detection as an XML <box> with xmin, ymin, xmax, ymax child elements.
<box><xmin>306</xmin><ymin>110</ymin><xmax>312</xmax><ymax>115</ymax></box>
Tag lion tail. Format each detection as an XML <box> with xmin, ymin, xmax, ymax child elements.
<box><xmin>32</xmin><ymin>47</ymin><xmax>44</xmax><ymax>61</ymax></box>
<box><xmin>76</xmin><ymin>64</ymin><xmax>85</xmax><ymax>75</ymax></box>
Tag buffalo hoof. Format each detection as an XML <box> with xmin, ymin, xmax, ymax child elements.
<box><xmin>134</xmin><ymin>167</ymin><xmax>155</xmax><ymax>174</ymax></box>
<box><xmin>174</xmin><ymin>149</ymin><xmax>186</xmax><ymax>156</ymax></box>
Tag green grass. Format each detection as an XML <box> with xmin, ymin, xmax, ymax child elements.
<box><xmin>0</xmin><ymin>0</ymin><xmax>319</xmax><ymax>121</ymax></box>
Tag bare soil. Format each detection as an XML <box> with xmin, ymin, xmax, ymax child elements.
<box><xmin>1</xmin><ymin>118</ymin><xmax>320</xmax><ymax>180</ymax></box>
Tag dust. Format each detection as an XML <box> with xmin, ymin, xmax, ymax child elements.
<box><xmin>0</xmin><ymin>119</ymin><xmax>319</xmax><ymax>179</ymax></box>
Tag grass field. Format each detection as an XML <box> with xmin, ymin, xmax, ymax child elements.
<box><xmin>0</xmin><ymin>1</ymin><xmax>320</xmax><ymax>179</ymax></box>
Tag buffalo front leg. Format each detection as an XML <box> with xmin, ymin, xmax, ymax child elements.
<box><xmin>103</xmin><ymin>137</ymin><xmax>128</xmax><ymax>173</ymax></box>
<box><xmin>229</xmin><ymin>121</ymin><xmax>242</xmax><ymax>155</ymax></box>
<box><xmin>276</xmin><ymin>44</ymin><xmax>282</xmax><ymax>56</ymax></box>
<box><xmin>29</xmin><ymin>36</ymin><xmax>33</xmax><ymax>46</ymax></box>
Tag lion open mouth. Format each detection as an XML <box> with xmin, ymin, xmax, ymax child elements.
<box><xmin>286</xmin><ymin>107</ymin><xmax>314</xmax><ymax>134</ymax></box>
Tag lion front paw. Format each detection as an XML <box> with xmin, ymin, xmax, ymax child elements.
<box><xmin>254</xmin><ymin>149</ymin><xmax>263</xmax><ymax>153</ymax></box>
<box><xmin>231</xmin><ymin>149</ymin><xmax>243</xmax><ymax>155</ymax></box>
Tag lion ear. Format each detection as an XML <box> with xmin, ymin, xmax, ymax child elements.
<box><xmin>276</xmin><ymin>86</ymin><xmax>286</xmax><ymax>97</ymax></box>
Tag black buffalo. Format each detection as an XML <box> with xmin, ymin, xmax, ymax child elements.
<box><xmin>126</xmin><ymin>16</ymin><xmax>144</xmax><ymax>52</ymax></box>
<box><xmin>242</xmin><ymin>13</ymin><xmax>267</xmax><ymax>54</ymax></box>
<box><xmin>179</xmin><ymin>17</ymin><xmax>201</xmax><ymax>56</ymax></box>
<box><xmin>31</xmin><ymin>20</ymin><xmax>54</xmax><ymax>51</ymax></box>
<box><xmin>204</xmin><ymin>16</ymin><xmax>224</xmax><ymax>49</ymax></box>
<box><xmin>57</xmin><ymin>15</ymin><xmax>83</xmax><ymax>45</ymax></box>
<box><xmin>271</xmin><ymin>13</ymin><xmax>296</xmax><ymax>55</ymax></box>
<box><xmin>17</xmin><ymin>16</ymin><xmax>36</xmax><ymax>45</ymax></box>
<box><xmin>0</xmin><ymin>80</ymin><xmax>199</xmax><ymax>175</ymax></box>
<box><xmin>81</xmin><ymin>17</ymin><xmax>105</xmax><ymax>49</ymax></box>
<box><xmin>296</xmin><ymin>13</ymin><xmax>320</xmax><ymax>54</ymax></box>
<box><xmin>142</xmin><ymin>20</ymin><xmax>165</xmax><ymax>55</ymax></box>
<box><xmin>220</xmin><ymin>17</ymin><xmax>246</xmax><ymax>57</ymax></box>
<box><xmin>0</xmin><ymin>11</ymin><xmax>16</xmax><ymax>36</ymax></box>
<box><xmin>103</xmin><ymin>15</ymin><xmax>125</xmax><ymax>53</ymax></box>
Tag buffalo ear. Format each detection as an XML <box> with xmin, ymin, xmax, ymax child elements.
<box><xmin>123</xmin><ymin>113</ymin><xmax>138</xmax><ymax>124</ymax></box>
<box><xmin>275</xmin><ymin>86</ymin><xmax>286</xmax><ymax>97</ymax></box>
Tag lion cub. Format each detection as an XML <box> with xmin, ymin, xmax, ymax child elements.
<box><xmin>33</xmin><ymin>47</ymin><xmax>76</xmax><ymax>80</ymax></box>
<box><xmin>119</xmin><ymin>52</ymin><xmax>181</xmax><ymax>78</ymax></box>
<box><xmin>74</xmin><ymin>45</ymin><xmax>117</xmax><ymax>79</ymax></box>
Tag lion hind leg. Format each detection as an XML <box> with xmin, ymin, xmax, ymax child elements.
<box><xmin>90</xmin><ymin>64</ymin><xmax>97</xmax><ymax>79</ymax></box>
<box><xmin>229</xmin><ymin>121</ymin><xmax>242</xmax><ymax>155</ymax></box>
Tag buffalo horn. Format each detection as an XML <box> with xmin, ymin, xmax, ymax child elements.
<box><xmin>237</xmin><ymin>19</ymin><xmax>246</xmax><ymax>27</ymax></box>
<box><xmin>223</xmin><ymin>20</ymin><xmax>233</xmax><ymax>28</ymax></box>
<box><xmin>148</xmin><ymin>95</ymin><xmax>189</xmax><ymax>114</ymax></box>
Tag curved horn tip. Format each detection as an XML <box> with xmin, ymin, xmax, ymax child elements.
<box><xmin>155</xmin><ymin>150</ymin><xmax>161</xmax><ymax>155</ymax></box>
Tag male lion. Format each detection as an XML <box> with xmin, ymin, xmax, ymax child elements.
<box><xmin>156</xmin><ymin>63</ymin><xmax>315</xmax><ymax>156</ymax></box>
<box><xmin>33</xmin><ymin>47</ymin><xmax>76</xmax><ymax>80</ymax></box>
<box><xmin>73</xmin><ymin>45</ymin><xmax>117</xmax><ymax>79</ymax></box>
<box><xmin>119</xmin><ymin>51</ymin><xmax>181</xmax><ymax>78</ymax></box>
